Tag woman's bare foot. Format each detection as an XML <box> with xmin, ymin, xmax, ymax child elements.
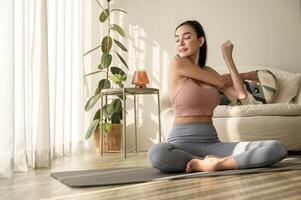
<box><xmin>186</xmin><ymin>156</ymin><xmax>221</xmax><ymax>173</ymax></box>
<box><xmin>205</xmin><ymin>155</ymin><xmax>223</xmax><ymax>159</ymax></box>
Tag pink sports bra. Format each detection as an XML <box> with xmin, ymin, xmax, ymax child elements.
<box><xmin>171</xmin><ymin>78</ymin><xmax>221</xmax><ymax>117</ymax></box>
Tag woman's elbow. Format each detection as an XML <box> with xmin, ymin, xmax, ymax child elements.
<box><xmin>237</xmin><ymin>92</ymin><xmax>247</xmax><ymax>100</ymax></box>
<box><xmin>218</xmin><ymin>75</ymin><xmax>232</xmax><ymax>89</ymax></box>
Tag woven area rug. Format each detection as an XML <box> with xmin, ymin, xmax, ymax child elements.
<box><xmin>51</xmin><ymin>158</ymin><xmax>301</xmax><ymax>187</ymax></box>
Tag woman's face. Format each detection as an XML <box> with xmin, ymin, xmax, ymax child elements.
<box><xmin>175</xmin><ymin>25</ymin><xmax>203</xmax><ymax>58</ymax></box>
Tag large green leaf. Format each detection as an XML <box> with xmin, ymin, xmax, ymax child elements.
<box><xmin>113</xmin><ymin>39</ymin><xmax>127</xmax><ymax>52</ymax></box>
<box><xmin>85</xmin><ymin>119</ymin><xmax>100</xmax><ymax>139</ymax></box>
<box><xmin>111</xmin><ymin>112</ymin><xmax>121</xmax><ymax>123</ymax></box>
<box><xmin>95</xmin><ymin>79</ymin><xmax>111</xmax><ymax>95</ymax></box>
<box><xmin>93</xmin><ymin>109</ymin><xmax>101</xmax><ymax>120</ymax></box>
<box><xmin>98</xmin><ymin>79</ymin><xmax>111</xmax><ymax>90</ymax></box>
<box><xmin>111</xmin><ymin>100</ymin><xmax>123</xmax><ymax>123</ymax></box>
<box><xmin>85</xmin><ymin>94</ymin><xmax>101</xmax><ymax>111</ymax></box>
<box><xmin>114</xmin><ymin>51</ymin><xmax>128</xmax><ymax>69</ymax></box>
<box><xmin>111</xmin><ymin>99</ymin><xmax>122</xmax><ymax>113</ymax></box>
<box><xmin>95</xmin><ymin>86</ymin><xmax>101</xmax><ymax>95</ymax></box>
<box><xmin>105</xmin><ymin>99</ymin><xmax>122</xmax><ymax>118</ymax></box>
<box><xmin>100</xmin><ymin>104</ymin><xmax>108</xmax><ymax>119</ymax></box>
<box><xmin>97</xmin><ymin>63</ymin><xmax>105</xmax><ymax>70</ymax></box>
<box><xmin>83</xmin><ymin>45</ymin><xmax>101</xmax><ymax>57</ymax></box>
<box><xmin>106</xmin><ymin>104</ymin><xmax>115</xmax><ymax>117</ymax></box>
<box><xmin>101</xmin><ymin>36</ymin><xmax>112</xmax><ymax>53</ymax></box>
<box><xmin>102</xmin><ymin>104</ymin><xmax>110</xmax><ymax>118</ymax></box>
<box><xmin>103</xmin><ymin>123</ymin><xmax>112</xmax><ymax>134</ymax></box>
<box><xmin>110</xmin><ymin>67</ymin><xmax>127</xmax><ymax>83</ymax></box>
<box><xmin>110</xmin><ymin>24</ymin><xmax>126</xmax><ymax>37</ymax></box>
<box><xmin>83</xmin><ymin>70</ymin><xmax>103</xmax><ymax>78</ymax></box>
<box><xmin>101</xmin><ymin>53</ymin><xmax>112</xmax><ymax>68</ymax></box>
<box><xmin>99</xmin><ymin>9</ymin><xmax>109</xmax><ymax>22</ymax></box>
<box><xmin>110</xmin><ymin>66</ymin><xmax>126</xmax><ymax>76</ymax></box>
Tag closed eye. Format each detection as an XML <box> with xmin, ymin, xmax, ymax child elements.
<box><xmin>174</xmin><ymin>32</ymin><xmax>192</xmax><ymax>43</ymax></box>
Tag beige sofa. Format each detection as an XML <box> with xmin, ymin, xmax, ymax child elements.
<box><xmin>160</xmin><ymin>66</ymin><xmax>301</xmax><ymax>151</ymax></box>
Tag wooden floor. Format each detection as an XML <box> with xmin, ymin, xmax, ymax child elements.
<box><xmin>1</xmin><ymin>151</ymin><xmax>301</xmax><ymax>200</ymax></box>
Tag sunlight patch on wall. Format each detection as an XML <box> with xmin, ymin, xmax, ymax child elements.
<box><xmin>128</xmin><ymin>24</ymin><xmax>146</xmax><ymax>71</ymax></box>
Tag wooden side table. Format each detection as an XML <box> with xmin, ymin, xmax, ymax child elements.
<box><xmin>100</xmin><ymin>87</ymin><xmax>161</xmax><ymax>158</ymax></box>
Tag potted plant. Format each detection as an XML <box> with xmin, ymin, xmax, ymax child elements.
<box><xmin>83</xmin><ymin>0</ymin><xmax>128</xmax><ymax>152</ymax></box>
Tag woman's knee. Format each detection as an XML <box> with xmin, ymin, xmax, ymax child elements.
<box><xmin>268</xmin><ymin>140</ymin><xmax>288</xmax><ymax>159</ymax></box>
<box><xmin>259</xmin><ymin>140</ymin><xmax>288</xmax><ymax>163</ymax></box>
<box><xmin>148</xmin><ymin>143</ymin><xmax>174</xmax><ymax>169</ymax></box>
<box><xmin>148</xmin><ymin>142</ymin><xmax>191</xmax><ymax>173</ymax></box>
<box><xmin>148</xmin><ymin>142</ymin><xmax>171</xmax><ymax>162</ymax></box>
<box><xmin>236</xmin><ymin>140</ymin><xmax>288</xmax><ymax>169</ymax></box>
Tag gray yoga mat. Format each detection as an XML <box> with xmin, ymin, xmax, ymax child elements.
<box><xmin>51</xmin><ymin>161</ymin><xmax>301</xmax><ymax>187</ymax></box>
<box><xmin>51</xmin><ymin>167</ymin><xmax>182</xmax><ymax>187</ymax></box>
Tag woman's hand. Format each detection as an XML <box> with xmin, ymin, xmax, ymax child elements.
<box><xmin>221</xmin><ymin>40</ymin><xmax>247</xmax><ymax>99</ymax></box>
<box><xmin>222</xmin><ymin>40</ymin><xmax>234</xmax><ymax>62</ymax></box>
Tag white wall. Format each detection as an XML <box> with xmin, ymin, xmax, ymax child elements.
<box><xmin>87</xmin><ymin>0</ymin><xmax>301</xmax><ymax>151</ymax></box>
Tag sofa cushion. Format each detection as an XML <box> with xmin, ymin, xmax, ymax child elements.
<box><xmin>241</xmin><ymin>70</ymin><xmax>278</xmax><ymax>104</ymax></box>
<box><xmin>272</xmin><ymin>72</ymin><xmax>300</xmax><ymax>103</ymax></box>
<box><xmin>213</xmin><ymin>104</ymin><xmax>301</xmax><ymax>117</ymax></box>
<box><xmin>293</xmin><ymin>86</ymin><xmax>301</xmax><ymax>105</ymax></box>
<box><xmin>213</xmin><ymin>116</ymin><xmax>301</xmax><ymax>151</ymax></box>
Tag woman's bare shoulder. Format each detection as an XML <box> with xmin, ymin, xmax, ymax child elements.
<box><xmin>168</xmin><ymin>58</ymin><xmax>190</xmax><ymax>95</ymax></box>
<box><xmin>203</xmin><ymin>66</ymin><xmax>220</xmax><ymax>75</ymax></box>
<box><xmin>169</xmin><ymin>57</ymin><xmax>193</xmax><ymax>68</ymax></box>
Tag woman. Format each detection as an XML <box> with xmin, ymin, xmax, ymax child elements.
<box><xmin>148</xmin><ymin>20</ymin><xmax>287</xmax><ymax>173</ymax></box>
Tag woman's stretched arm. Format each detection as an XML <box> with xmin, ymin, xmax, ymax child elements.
<box><xmin>220</xmin><ymin>41</ymin><xmax>247</xmax><ymax>100</ymax></box>
<box><xmin>170</xmin><ymin>41</ymin><xmax>257</xmax><ymax>96</ymax></box>
<box><xmin>204</xmin><ymin>67</ymin><xmax>258</xmax><ymax>102</ymax></box>
<box><xmin>221</xmin><ymin>71</ymin><xmax>258</xmax><ymax>83</ymax></box>
<box><xmin>170</xmin><ymin>57</ymin><xmax>232</xmax><ymax>89</ymax></box>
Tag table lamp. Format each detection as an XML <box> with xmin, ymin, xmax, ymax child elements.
<box><xmin>131</xmin><ymin>70</ymin><xmax>149</xmax><ymax>88</ymax></box>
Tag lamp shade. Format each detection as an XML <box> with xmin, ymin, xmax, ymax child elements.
<box><xmin>131</xmin><ymin>70</ymin><xmax>149</xmax><ymax>88</ymax></box>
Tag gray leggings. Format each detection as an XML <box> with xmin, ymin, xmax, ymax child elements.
<box><xmin>148</xmin><ymin>122</ymin><xmax>287</xmax><ymax>173</ymax></box>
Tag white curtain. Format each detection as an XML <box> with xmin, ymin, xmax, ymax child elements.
<box><xmin>0</xmin><ymin>0</ymin><xmax>15</xmax><ymax>178</ymax></box>
<box><xmin>0</xmin><ymin>0</ymin><xmax>87</xmax><ymax>178</ymax></box>
<box><xmin>48</xmin><ymin>0</ymin><xmax>85</xmax><ymax>158</ymax></box>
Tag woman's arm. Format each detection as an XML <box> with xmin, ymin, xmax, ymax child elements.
<box><xmin>221</xmin><ymin>71</ymin><xmax>258</xmax><ymax>83</ymax></box>
<box><xmin>204</xmin><ymin>68</ymin><xmax>250</xmax><ymax>101</ymax></box>
<box><xmin>221</xmin><ymin>41</ymin><xmax>247</xmax><ymax>100</ymax></box>
<box><xmin>170</xmin><ymin>57</ymin><xmax>232</xmax><ymax>89</ymax></box>
<box><xmin>240</xmin><ymin>71</ymin><xmax>258</xmax><ymax>81</ymax></box>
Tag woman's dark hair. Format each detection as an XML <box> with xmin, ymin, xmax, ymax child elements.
<box><xmin>175</xmin><ymin>20</ymin><xmax>207</xmax><ymax>67</ymax></box>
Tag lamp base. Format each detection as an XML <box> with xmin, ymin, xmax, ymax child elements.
<box><xmin>134</xmin><ymin>84</ymin><xmax>147</xmax><ymax>88</ymax></box>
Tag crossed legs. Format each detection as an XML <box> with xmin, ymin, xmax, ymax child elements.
<box><xmin>148</xmin><ymin>140</ymin><xmax>288</xmax><ymax>173</ymax></box>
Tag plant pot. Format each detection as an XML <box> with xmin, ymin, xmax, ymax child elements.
<box><xmin>93</xmin><ymin>124</ymin><xmax>123</xmax><ymax>153</ymax></box>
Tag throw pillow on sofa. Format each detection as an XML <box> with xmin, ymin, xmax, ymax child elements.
<box><xmin>271</xmin><ymin>72</ymin><xmax>300</xmax><ymax>103</ymax></box>
<box><xmin>220</xmin><ymin>70</ymin><xmax>278</xmax><ymax>105</ymax></box>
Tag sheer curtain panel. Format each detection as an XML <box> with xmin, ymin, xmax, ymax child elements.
<box><xmin>0</xmin><ymin>0</ymin><xmax>86</xmax><ymax>178</ymax></box>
